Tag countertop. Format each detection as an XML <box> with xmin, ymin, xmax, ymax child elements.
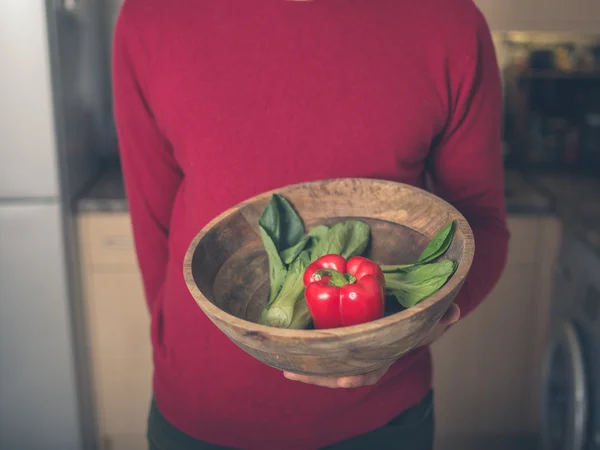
<box><xmin>529</xmin><ymin>173</ymin><xmax>600</xmax><ymax>254</ymax></box>
<box><xmin>75</xmin><ymin>167</ymin><xmax>555</xmax><ymax>215</ymax></box>
<box><xmin>75</xmin><ymin>166</ymin><xmax>599</xmax><ymax>252</ymax></box>
<box><xmin>503</xmin><ymin>170</ymin><xmax>553</xmax><ymax>215</ymax></box>
<box><xmin>76</xmin><ymin>166</ymin><xmax>128</xmax><ymax>213</ymax></box>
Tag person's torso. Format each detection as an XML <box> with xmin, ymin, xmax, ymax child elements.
<box><xmin>125</xmin><ymin>0</ymin><xmax>480</xmax><ymax>447</ymax></box>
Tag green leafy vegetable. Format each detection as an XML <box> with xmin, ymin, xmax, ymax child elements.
<box><xmin>258</xmin><ymin>194</ymin><xmax>305</xmax><ymax>252</ymax></box>
<box><xmin>259</xmin><ymin>257</ymin><xmax>307</xmax><ymax>328</ymax></box>
<box><xmin>380</xmin><ymin>220</ymin><xmax>456</xmax><ymax>273</ymax></box>
<box><xmin>288</xmin><ymin>295</ymin><xmax>312</xmax><ymax>330</ymax></box>
<box><xmin>255</xmin><ymin>193</ymin><xmax>459</xmax><ymax>329</ymax></box>
<box><xmin>259</xmin><ymin>226</ymin><xmax>288</xmax><ymax>305</ymax></box>
<box><xmin>258</xmin><ymin>194</ymin><xmax>306</xmax><ymax>304</ymax></box>
<box><xmin>296</xmin><ymin>248</ymin><xmax>313</xmax><ymax>268</ymax></box>
<box><xmin>379</xmin><ymin>220</ymin><xmax>458</xmax><ymax>308</ymax></box>
<box><xmin>258</xmin><ymin>218</ymin><xmax>371</xmax><ymax>329</ymax></box>
<box><xmin>280</xmin><ymin>225</ymin><xmax>330</xmax><ymax>265</ymax></box>
<box><xmin>310</xmin><ymin>220</ymin><xmax>370</xmax><ymax>261</ymax></box>
<box><xmin>340</xmin><ymin>221</ymin><xmax>371</xmax><ymax>259</ymax></box>
<box><xmin>416</xmin><ymin>220</ymin><xmax>457</xmax><ymax>264</ymax></box>
<box><xmin>384</xmin><ymin>260</ymin><xmax>457</xmax><ymax>308</ymax></box>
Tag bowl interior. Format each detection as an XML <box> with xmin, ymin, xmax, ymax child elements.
<box><xmin>190</xmin><ymin>213</ymin><xmax>463</xmax><ymax>325</ymax></box>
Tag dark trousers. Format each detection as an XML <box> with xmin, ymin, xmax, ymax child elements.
<box><xmin>147</xmin><ymin>391</ymin><xmax>434</xmax><ymax>450</ymax></box>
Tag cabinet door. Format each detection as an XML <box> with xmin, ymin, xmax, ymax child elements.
<box><xmin>474</xmin><ymin>0</ymin><xmax>538</xmax><ymax>31</ymax></box>
<box><xmin>525</xmin><ymin>218</ymin><xmax>561</xmax><ymax>433</ymax></box>
<box><xmin>432</xmin><ymin>264</ymin><xmax>537</xmax><ymax>437</ymax></box>
<box><xmin>78</xmin><ymin>213</ymin><xmax>138</xmax><ymax>268</ymax></box>
<box><xmin>505</xmin><ymin>217</ymin><xmax>540</xmax><ymax>266</ymax></box>
<box><xmin>86</xmin><ymin>271</ymin><xmax>153</xmax><ymax>450</ymax></box>
<box><xmin>431</xmin><ymin>216</ymin><xmax>561</xmax><ymax>439</ymax></box>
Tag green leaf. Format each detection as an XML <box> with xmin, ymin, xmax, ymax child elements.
<box><xmin>259</xmin><ymin>225</ymin><xmax>287</xmax><ymax>305</ymax></box>
<box><xmin>280</xmin><ymin>237</ymin><xmax>310</xmax><ymax>265</ymax></box>
<box><xmin>310</xmin><ymin>220</ymin><xmax>370</xmax><ymax>261</ymax></box>
<box><xmin>305</xmin><ymin>225</ymin><xmax>330</xmax><ymax>260</ymax></box>
<box><xmin>307</xmin><ymin>225</ymin><xmax>330</xmax><ymax>241</ymax></box>
<box><xmin>403</xmin><ymin>259</ymin><xmax>457</xmax><ymax>278</ymax></box>
<box><xmin>296</xmin><ymin>249</ymin><xmax>312</xmax><ymax>267</ymax></box>
<box><xmin>380</xmin><ymin>221</ymin><xmax>457</xmax><ymax>273</ymax></box>
<box><xmin>340</xmin><ymin>220</ymin><xmax>371</xmax><ymax>259</ymax></box>
<box><xmin>280</xmin><ymin>225</ymin><xmax>330</xmax><ymax>265</ymax></box>
<box><xmin>258</xmin><ymin>194</ymin><xmax>305</xmax><ymax>253</ymax></box>
<box><xmin>257</xmin><ymin>194</ymin><xmax>305</xmax><ymax>305</ymax></box>
<box><xmin>417</xmin><ymin>220</ymin><xmax>457</xmax><ymax>264</ymax></box>
<box><xmin>384</xmin><ymin>260</ymin><xmax>457</xmax><ymax>308</ymax></box>
<box><xmin>309</xmin><ymin>224</ymin><xmax>340</xmax><ymax>260</ymax></box>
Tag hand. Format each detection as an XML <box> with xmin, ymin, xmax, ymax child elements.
<box><xmin>284</xmin><ymin>362</ymin><xmax>392</xmax><ymax>389</ymax></box>
<box><xmin>416</xmin><ymin>302</ymin><xmax>461</xmax><ymax>347</ymax></box>
<box><xmin>283</xmin><ymin>303</ymin><xmax>461</xmax><ymax>389</ymax></box>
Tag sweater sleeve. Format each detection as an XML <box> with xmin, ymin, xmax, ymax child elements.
<box><xmin>427</xmin><ymin>10</ymin><xmax>510</xmax><ymax>319</ymax></box>
<box><xmin>112</xmin><ymin>9</ymin><xmax>183</xmax><ymax>312</ymax></box>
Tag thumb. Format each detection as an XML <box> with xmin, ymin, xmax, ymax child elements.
<box><xmin>439</xmin><ymin>303</ymin><xmax>461</xmax><ymax>327</ymax></box>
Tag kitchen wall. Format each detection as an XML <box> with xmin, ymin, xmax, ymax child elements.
<box><xmin>475</xmin><ymin>0</ymin><xmax>600</xmax><ymax>34</ymax></box>
<box><xmin>491</xmin><ymin>31</ymin><xmax>600</xmax><ymax>174</ymax></box>
<box><xmin>75</xmin><ymin>2</ymin><xmax>600</xmax><ymax>450</ymax></box>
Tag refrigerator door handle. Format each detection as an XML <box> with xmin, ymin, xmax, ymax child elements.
<box><xmin>53</xmin><ymin>0</ymin><xmax>81</xmax><ymax>14</ymax></box>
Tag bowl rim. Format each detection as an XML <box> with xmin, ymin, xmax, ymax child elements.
<box><xmin>183</xmin><ymin>177</ymin><xmax>475</xmax><ymax>341</ymax></box>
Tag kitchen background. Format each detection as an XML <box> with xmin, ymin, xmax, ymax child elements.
<box><xmin>1</xmin><ymin>1</ymin><xmax>599</xmax><ymax>450</ymax></box>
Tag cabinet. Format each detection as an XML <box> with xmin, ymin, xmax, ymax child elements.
<box><xmin>432</xmin><ymin>216</ymin><xmax>562</xmax><ymax>445</ymax></box>
<box><xmin>78</xmin><ymin>212</ymin><xmax>561</xmax><ymax>449</ymax></box>
<box><xmin>78</xmin><ymin>213</ymin><xmax>152</xmax><ymax>450</ymax></box>
<box><xmin>475</xmin><ymin>0</ymin><xmax>600</xmax><ymax>33</ymax></box>
<box><xmin>474</xmin><ymin>0</ymin><xmax>537</xmax><ymax>31</ymax></box>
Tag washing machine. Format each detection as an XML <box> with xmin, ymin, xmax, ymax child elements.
<box><xmin>542</xmin><ymin>232</ymin><xmax>600</xmax><ymax>450</ymax></box>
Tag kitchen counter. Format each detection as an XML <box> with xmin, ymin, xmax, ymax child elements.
<box><xmin>77</xmin><ymin>165</ymin><xmax>600</xmax><ymax>251</ymax></box>
<box><xmin>75</xmin><ymin>167</ymin><xmax>555</xmax><ymax>215</ymax></box>
<box><xmin>503</xmin><ymin>170</ymin><xmax>553</xmax><ymax>215</ymax></box>
<box><xmin>76</xmin><ymin>166</ymin><xmax>128</xmax><ymax>213</ymax></box>
<box><xmin>529</xmin><ymin>173</ymin><xmax>600</xmax><ymax>255</ymax></box>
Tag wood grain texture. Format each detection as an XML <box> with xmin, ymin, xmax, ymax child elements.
<box><xmin>183</xmin><ymin>178</ymin><xmax>475</xmax><ymax>377</ymax></box>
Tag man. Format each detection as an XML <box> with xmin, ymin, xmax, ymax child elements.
<box><xmin>112</xmin><ymin>0</ymin><xmax>509</xmax><ymax>449</ymax></box>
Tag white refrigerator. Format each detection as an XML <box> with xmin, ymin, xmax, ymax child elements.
<box><xmin>0</xmin><ymin>1</ymin><xmax>112</xmax><ymax>449</ymax></box>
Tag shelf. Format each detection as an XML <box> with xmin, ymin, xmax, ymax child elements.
<box><xmin>518</xmin><ymin>70</ymin><xmax>600</xmax><ymax>80</ymax></box>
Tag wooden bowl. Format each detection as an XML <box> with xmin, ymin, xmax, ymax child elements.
<box><xmin>183</xmin><ymin>178</ymin><xmax>474</xmax><ymax>377</ymax></box>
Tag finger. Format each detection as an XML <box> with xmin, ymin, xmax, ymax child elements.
<box><xmin>336</xmin><ymin>374</ymin><xmax>375</xmax><ymax>388</ymax></box>
<box><xmin>439</xmin><ymin>303</ymin><xmax>461</xmax><ymax>326</ymax></box>
<box><xmin>336</xmin><ymin>364</ymin><xmax>390</xmax><ymax>388</ymax></box>
<box><xmin>283</xmin><ymin>363</ymin><xmax>391</xmax><ymax>389</ymax></box>
<box><xmin>283</xmin><ymin>372</ymin><xmax>341</xmax><ymax>388</ymax></box>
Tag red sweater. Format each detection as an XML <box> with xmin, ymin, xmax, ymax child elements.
<box><xmin>112</xmin><ymin>1</ymin><xmax>509</xmax><ymax>448</ymax></box>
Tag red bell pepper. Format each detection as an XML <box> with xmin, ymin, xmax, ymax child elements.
<box><xmin>303</xmin><ymin>254</ymin><xmax>385</xmax><ymax>329</ymax></box>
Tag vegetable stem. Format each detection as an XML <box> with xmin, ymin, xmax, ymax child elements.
<box><xmin>313</xmin><ymin>268</ymin><xmax>351</xmax><ymax>287</ymax></box>
<box><xmin>288</xmin><ymin>295</ymin><xmax>313</xmax><ymax>329</ymax></box>
<box><xmin>258</xmin><ymin>260</ymin><xmax>307</xmax><ymax>328</ymax></box>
